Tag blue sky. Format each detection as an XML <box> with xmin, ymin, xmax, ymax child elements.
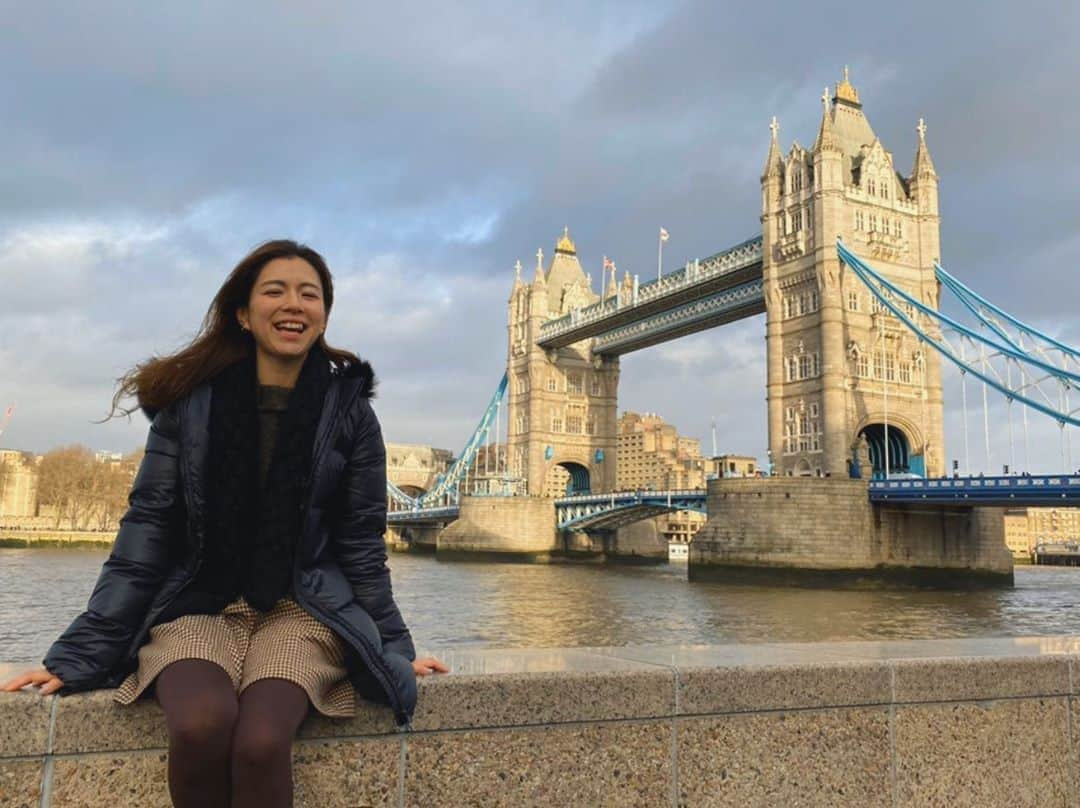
<box><xmin>1</xmin><ymin>1</ymin><xmax>1078</xmax><ymax>472</ymax></box>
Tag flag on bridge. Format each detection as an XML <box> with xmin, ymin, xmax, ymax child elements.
<box><xmin>603</xmin><ymin>255</ymin><xmax>615</xmax><ymax>271</ymax></box>
<box><xmin>659</xmin><ymin>227</ymin><xmax>670</xmax><ymax>242</ymax></box>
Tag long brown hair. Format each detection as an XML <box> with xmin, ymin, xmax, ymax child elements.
<box><xmin>110</xmin><ymin>239</ymin><xmax>359</xmax><ymax>417</ymax></box>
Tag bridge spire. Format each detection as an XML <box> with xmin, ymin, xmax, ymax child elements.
<box><xmin>834</xmin><ymin>65</ymin><xmax>861</xmax><ymax>107</ymax></box>
<box><xmin>812</xmin><ymin>86</ymin><xmax>839</xmax><ymax>153</ymax></box>
<box><xmin>762</xmin><ymin>116</ymin><xmax>783</xmax><ymax>179</ymax></box>
<box><xmin>533</xmin><ymin>247</ymin><xmax>546</xmax><ymax>285</ymax></box>
<box><xmin>912</xmin><ymin>117</ymin><xmax>937</xmax><ymax>181</ymax></box>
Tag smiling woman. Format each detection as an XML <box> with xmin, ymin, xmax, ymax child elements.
<box><xmin>1</xmin><ymin>239</ymin><xmax>447</xmax><ymax>808</ymax></box>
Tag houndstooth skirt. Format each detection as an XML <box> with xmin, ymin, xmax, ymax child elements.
<box><xmin>114</xmin><ymin>596</ymin><xmax>355</xmax><ymax>717</ymax></box>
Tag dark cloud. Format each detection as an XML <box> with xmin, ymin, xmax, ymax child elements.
<box><xmin>0</xmin><ymin>1</ymin><xmax>1077</xmax><ymax>472</ymax></box>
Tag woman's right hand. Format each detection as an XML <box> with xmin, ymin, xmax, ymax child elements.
<box><xmin>1</xmin><ymin>668</ymin><xmax>64</xmax><ymax>695</ymax></box>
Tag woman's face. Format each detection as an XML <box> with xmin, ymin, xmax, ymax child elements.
<box><xmin>237</xmin><ymin>257</ymin><xmax>328</xmax><ymax>363</ymax></box>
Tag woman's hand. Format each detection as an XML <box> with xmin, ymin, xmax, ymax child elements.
<box><xmin>1</xmin><ymin>668</ymin><xmax>64</xmax><ymax>695</ymax></box>
<box><xmin>412</xmin><ymin>657</ymin><xmax>449</xmax><ymax>677</ymax></box>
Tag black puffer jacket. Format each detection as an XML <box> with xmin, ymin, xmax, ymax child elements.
<box><xmin>43</xmin><ymin>361</ymin><xmax>418</xmax><ymax>725</ymax></box>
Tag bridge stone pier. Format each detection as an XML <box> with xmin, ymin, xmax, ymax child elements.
<box><xmin>690</xmin><ymin>477</ymin><xmax>1013</xmax><ymax>586</ymax></box>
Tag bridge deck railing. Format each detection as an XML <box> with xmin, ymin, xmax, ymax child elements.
<box><xmin>538</xmin><ymin>236</ymin><xmax>762</xmax><ymax>342</ymax></box>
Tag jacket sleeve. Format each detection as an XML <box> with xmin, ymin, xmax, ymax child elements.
<box><xmin>43</xmin><ymin>405</ymin><xmax>184</xmax><ymax>691</ymax></box>
<box><xmin>333</xmin><ymin>399</ymin><xmax>416</xmax><ymax>661</ymax></box>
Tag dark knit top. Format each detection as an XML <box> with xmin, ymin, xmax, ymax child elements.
<box><xmin>154</xmin><ymin>385</ymin><xmax>292</xmax><ymax>624</ymax></box>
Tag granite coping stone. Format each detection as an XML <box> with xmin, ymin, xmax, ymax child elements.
<box><xmin>4</xmin><ymin>635</ymin><xmax>1080</xmax><ymax>751</ymax></box>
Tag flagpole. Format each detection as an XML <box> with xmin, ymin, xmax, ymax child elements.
<box><xmin>657</xmin><ymin>234</ymin><xmax>663</xmax><ymax>281</ymax></box>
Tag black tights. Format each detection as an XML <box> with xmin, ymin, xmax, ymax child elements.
<box><xmin>155</xmin><ymin>659</ymin><xmax>311</xmax><ymax>808</ymax></box>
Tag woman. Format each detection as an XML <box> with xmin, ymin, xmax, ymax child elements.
<box><xmin>2</xmin><ymin>240</ymin><xmax>447</xmax><ymax>807</ymax></box>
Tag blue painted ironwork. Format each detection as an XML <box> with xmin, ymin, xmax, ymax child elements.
<box><xmin>555</xmin><ymin>489</ymin><xmax>706</xmax><ymax>531</ymax></box>
<box><xmin>591</xmin><ymin>279</ymin><xmax>764</xmax><ymax>355</ymax></box>
<box><xmin>935</xmin><ymin>263</ymin><xmax>1080</xmax><ymax>362</ymax></box>
<box><xmin>838</xmin><ymin>240</ymin><xmax>1080</xmax><ymax>427</ymax></box>
<box><xmin>417</xmin><ymin>372</ymin><xmax>509</xmax><ymax>508</ymax></box>
<box><xmin>387</xmin><ymin>506</ymin><xmax>460</xmax><ymax>524</ymax></box>
<box><xmin>869</xmin><ymin>475</ymin><xmax>1080</xmax><ymax>505</ymax></box>
<box><xmin>537</xmin><ymin>236</ymin><xmax>763</xmax><ymax>349</ymax></box>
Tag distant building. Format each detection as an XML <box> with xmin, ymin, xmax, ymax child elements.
<box><xmin>710</xmin><ymin>454</ymin><xmax>758</xmax><ymax>479</ymax></box>
<box><xmin>385</xmin><ymin>442</ymin><xmax>454</xmax><ymax>498</ymax></box>
<box><xmin>616</xmin><ymin>412</ymin><xmax>706</xmax><ymax>491</ymax></box>
<box><xmin>0</xmin><ymin>449</ymin><xmax>38</xmax><ymax>518</ymax></box>
<box><xmin>615</xmin><ymin>412</ymin><xmax>707</xmax><ymax>544</ymax></box>
<box><xmin>1001</xmin><ymin>507</ymin><xmax>1080</xmax><ymax>561</ymax></box>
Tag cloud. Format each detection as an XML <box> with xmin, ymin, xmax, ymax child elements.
<box><xmin>0</xmin><ymin>1</ymin><xmax>1076</xmax><ymax>475</ymax></box>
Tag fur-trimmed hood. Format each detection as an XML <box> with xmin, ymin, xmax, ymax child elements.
<box><xmin>140</xmin><ymin>355</ymin><xmax>376</xmax><ymax>421</ymax></box>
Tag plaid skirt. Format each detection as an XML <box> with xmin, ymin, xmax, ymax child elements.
<box><xmin>114</xmin><ymin>596</ymin><xmax>355</xmax><ymax>717</ymax></box>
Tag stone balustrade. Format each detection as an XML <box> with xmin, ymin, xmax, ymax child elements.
<box><xmin>3</xmin><ymin>636</ymin><xmax>1080</xmax><ymax>806</ymax></box>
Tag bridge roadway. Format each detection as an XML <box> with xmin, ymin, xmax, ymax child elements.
<box><xmin>387</xmin><ymin>475</ymin><xmax>1080</xmax><ymax>530</ymax></box>
<box><xmin>869</xmin><ymin>475</ymin><xmax>1080</xmax><ymax>506</ymax></box>
<box><xmin>536</xmin><ymin>235</ymin><xmax>764</xmax><ymax>355</ymax></box>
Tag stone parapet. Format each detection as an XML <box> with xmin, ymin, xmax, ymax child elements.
<box><xmin>3</xmin><ymin>636</ymin><xmax>1080</xmax><ymax>805</ymax></box>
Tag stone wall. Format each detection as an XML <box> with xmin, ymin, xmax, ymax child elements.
<box><xmin>0</xmin><ymin>530</ymin><xmax>113</xmax><ymax>548</ymax></box>
<box><xmin>3</xmin><ymin>636</ymin><xmax>1080</xmax><ymax>806</ymax></box>
<box><xmin>691</xmin><ymin>477</ymin><xmax>1013</xmax><ymax>584</ymax></box>
<box><xmin>436</xmin><ymin>496</ymin><xmax>558</xmax><ymax>558</ymax></box>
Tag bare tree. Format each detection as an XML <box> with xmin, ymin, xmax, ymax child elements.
<box><xmin>37</xmin><ymin>446</ymin><xmax>96</xmax><ymax>529</ymax></box>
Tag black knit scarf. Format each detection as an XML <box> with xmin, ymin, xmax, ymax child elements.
<box><xmin>206</xmin><ymin>345</ymin><xmax>331</xmax><ymax>612</ymax></box>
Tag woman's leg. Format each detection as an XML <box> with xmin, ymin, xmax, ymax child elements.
<box><xmin>155</xmin><ymin>659</ymin><xmax>239</xmax><ymax>808</ymax></box>
<box><xmin>230</xmin><ymin>678</ymin><xmax>311</xmax><ymax>808</ymax></box>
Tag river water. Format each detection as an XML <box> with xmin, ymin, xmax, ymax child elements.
<box><xmin>2</xmin><ymin>547</ymin><xmax>1079</xmax><ymax>663</ymax></box>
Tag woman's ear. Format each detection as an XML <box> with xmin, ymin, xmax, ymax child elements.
<box><xmin>236</xmin><ymin>307</ymin><xmax>249</xmax><ymax>331</ymax></box>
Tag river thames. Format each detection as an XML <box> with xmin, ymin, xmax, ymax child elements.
<box><xmin>2</xmin><ymin>547</ymin><xmax>1080</xmax><ymax>663</ymax></box>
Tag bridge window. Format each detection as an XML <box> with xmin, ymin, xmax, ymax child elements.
<box><xmin>551</xmin><ymin>411</ymin><xmax>563</xmax><ymax>432</ymax></box>
<box><xmin>882</xmin><ymin>179</ymin><xmax>889</xmax><ymax>200</ymax></box>
<box><xmin>792</xmin><ymin>209</ymin><xmax>803</xmax><ymax>232</ymax></box>
<box><xmin>792</xmin><ymin>172</ymin><xmax>803</xmax><ymax>193</ymax></box>
<box><xmin>547</xmin><ymin>375</ymin><xmax>558</xmax><ymax>392</ymax></box>
<box><xmin>869</xmin><ymin>215</ymin><xmax>878</xmax><ymax>232</ymax></box>
<box><xmin>899</xmin><ymin>361</ymin><xmax>912</xmax><ymax>384</ymax></box>
<box><xmin>855</xmin><ymin>211</ymin><xmax>865</xmax><ymax>231</ymax></box>
<box><xmin>586</xmin><ymin>415</ymin><xmax>597</xmax><ymax>435</ymax></box>
<box><xmin>893</xmin><ymin>219</ymin><xmax>902</xmax><ymax>237</ymax></box>
<box><xmin>590</xmin><ymin>376</ymin><xmax>602</xmax><ymax>396</ymax></box>
<box><xmin>873</xmin><ymin>352</ymin><xmax>884</xmax><ymax>379</ymax></box>
<box><xmin>857</xmin><ymin>354</ymin><xmax>870</xmax><ymax>377</ymax></box>
<box><xmin>847</xmin><ymin>290</ymin><xmax>859</xmax><ymax>311</ymax></box>
<box><xmin>867</xmin><ymin>178</ymin><xmax>876</xmax><ymax>196</ymax></box>
<box><xmin>567</xmin><ymin>404</ymin><xmax>585</xmax><ymax>434</ymax></box>
<box><xmin>809</xmin><ymin>402</ymin><xmax>819</xmax><ymax>418</ymax></box>
<box><xmin>567</xmin><ymin>372</ymin><xmax>583</xmax><ymax>395</ymax></box>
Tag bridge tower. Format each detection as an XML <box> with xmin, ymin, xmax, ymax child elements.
<box><xmin>506</xmin><ymin>229</ymin><xmax>619</xmax><ymax>497</ymax></box>
<box><xmin>762</xmin><ymin>70</ymin><xmax>945</xmax><ymax>478</ymax></box>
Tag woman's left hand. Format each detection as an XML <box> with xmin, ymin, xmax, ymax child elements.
<box><xmin>412</xmin><ymin>656</ymin><xmax>449</xmax><ymax>676</ymax></box>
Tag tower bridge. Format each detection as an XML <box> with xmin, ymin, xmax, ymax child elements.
<box><xmin>387</xmin><ymin>70</ymin><xmax>1079</xmax><ymax>582</ymax></box>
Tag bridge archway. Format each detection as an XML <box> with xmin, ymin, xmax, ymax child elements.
<box><xmin>858</xmin><ymin>424</ymin><xmax>911</xmax><ymax>478</ymax></box>
<box><xmin>544</xmin><ymin>461</ymin><xmax>591</xmax><ymax>496</ymax></box>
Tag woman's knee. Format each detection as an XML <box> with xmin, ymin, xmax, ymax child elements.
<box><xmin>166</xmin><ymin>694</ymin><xmax>239</xmax><ymax>750</ymax></box>
<box><xmin>231</xmin><ymin>720</ymin><xmax>293</xmax><ymax>770</ymax></box>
